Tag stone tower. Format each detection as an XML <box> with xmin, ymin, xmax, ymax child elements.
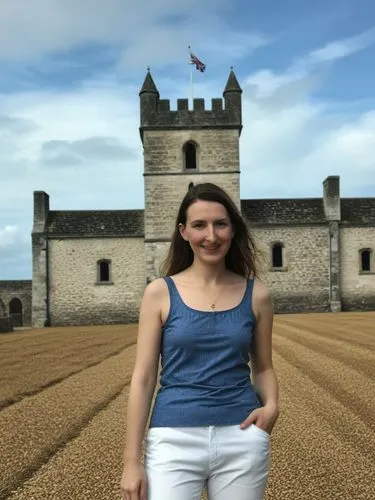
<box><xmin>139</xmin><ymin>69</ymin><xmax>243</xmax><ymax>282</ymax></box>
<box><xmin>32</xmin><ymin>191</ymin><xmax>50</xmax><ymax>328</ymax></box>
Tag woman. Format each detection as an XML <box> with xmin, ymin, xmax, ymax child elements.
<box><xmin>121</xmin><ymin>183</ymin><xmax>279</xmax><ymax>500</ymax></box>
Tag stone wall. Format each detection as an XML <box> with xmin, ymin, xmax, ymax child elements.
<box><xmin>0</xmin><ymin>298</ymin><xmax>12</xmax><ymax>333</ymax></box>
<box><xmin>0</xmin><ymin>317</ymin><xmax>13</xmax><ymax>333</ymax></box>
<box><xmin>340</xmin><ymin>227</ymin><xmax>375</xmax><ymax>310</ymax></box>
<box><xmin>145</xmin><ymin>241</ymin><xmax>170</xmax><ymax>283</ymax></box>
<box><xmin>144</xmin><ymin>130</ymin><xmax>240</xmax><ymax>236</ymax></box>
<box><xmin>253</xmin><ymin>226</ymin><xmax>330</xmax><ymax>313</ymax></box>
<box><xmin>0</xmin><ymin>280</ymin><xmax>32</xmax><ymax>327</ymax></box>
<box><xmin>144</xmin><ymin>224</ymin><xmax>333</xmax><ymax>314</ymax></box>
<box><xmin>145</xmin><ymin>172</ymin><xmax>240</xmax><ymax>240</ymax></box>
<box><xmin>143</xmin><ymin>129</ymin><xmax>240</xmax><ymax>175</ymax></box>
<box><xmin>48</xmin><ymin>237</ymin><xmax>145</xmax><ymax>326</ymax></box>
<box><xmin>143</xmin><ymin>128</ymin><xmax>240</xmax><ymax>283</ymax></box>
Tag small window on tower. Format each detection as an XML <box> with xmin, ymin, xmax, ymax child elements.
<box><xmin>359</xmin><ymin>248</ymin><xmax>372</xmax><ymax>273</ymax></box>
<box><xmin>183</xmin><ymin>141</ymin><xmax>198</xmax><ymax>170</ymax></box>
<box><xmin>271</xmin><ymin>242</ymin><xmax>286</xmax><ymax>271</ymax></box>
<box><xmin>97</xmin><ymin>259</ymin><xmax>113</xmax><ymax>284</ymax></box>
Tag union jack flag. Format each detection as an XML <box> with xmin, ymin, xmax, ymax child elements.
<box><xmin>189</xmin><ymin>49</ymin><xmax>206</xmax><ymax>73</ymax></box>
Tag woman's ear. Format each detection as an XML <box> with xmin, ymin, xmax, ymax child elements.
<box><xmin>179</xmin><ymin>223</ymin><xmax>188</xmax><ymax>241</ymax></box>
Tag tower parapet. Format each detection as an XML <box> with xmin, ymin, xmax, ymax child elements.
<box><xmin>139</xmin><ymin>69</ymin><xmax>242</xmax><ymax>136</ymax></box>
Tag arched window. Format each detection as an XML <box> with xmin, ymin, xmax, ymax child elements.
<box><xmin>97</xmin><ymin>259</ymin><xmax>112</xmax><ymax>284</ymax></box>
<box><xmin>183</xmin><ymin>141</ymin><xmax>198</xmax><ymax>170</ymax></box>
<box><xmin>272</xmin><ymin>242</ymin><xmax>284</xmax><ymax>269</ymax></box>
<box><xmin>9</xmin><ymin>298</ymin><xmax>23</xmax><ymax>327</ymax></box>
<box><xmin>359</xmin><ymin>248</ymin><xmax>372</xmax><ymax>273</ymax></box>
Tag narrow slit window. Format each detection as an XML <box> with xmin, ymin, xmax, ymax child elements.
<box><xmin>184</xmin><ymin>142</ymin><xmax>197</xmax><ymax>170</ymax></box>
<box><xmin>272</xmin><ymin>243</ymin><xmax>283</xmax><ymax>268</ymax></box>
<box><xmin>360</xmin><ymin>249</ymin><xmax>371</xmax><ymax>272</ymax></box>
<box><xmin>97</xmin><ymin>259</ymin><xmax>111</xmax><ymax>283</ymax></box>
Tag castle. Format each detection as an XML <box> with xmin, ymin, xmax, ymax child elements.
<box><xmin>1</xmin><ymin>70</ymin><xmax>374</xmax><ymax>330</ymax></box>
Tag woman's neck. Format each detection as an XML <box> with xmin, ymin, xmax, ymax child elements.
<box><xmin>183</xmin><ymin>260</ymin><xmax>230</xmax><ymax>286</ymax></box>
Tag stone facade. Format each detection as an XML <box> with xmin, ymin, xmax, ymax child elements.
<box><xmin>144</xmin><ymin>169</ymin><xmax>240</xmax><ymax>238</ymax></box>
<box><xmin>48</xmin><ymin>238</ymin><xmax>145</xmax><ymax>326</ymax></box>
<box><xmin>340</xmin><ymin>227</ymin><xmax>375</xmax><ymax>310</ymax></box>
<box><xmin>21</xmin><ymin>69</ymin><xmax>375</xmax><ymax>326</ymax></box>
<box><xmin>0</xmin><ymin>298</ymin><xmax>13</xmax><ymax>333</ymax></box>
<box><xmin>0</xmin><ymin>281</ymin><xmax>32</xmax><ymax>328</ymax></box>
<box><xmin>254</xmin><ymin>226</ymin><xmax>330</xmax><ymax>313</ymax></box>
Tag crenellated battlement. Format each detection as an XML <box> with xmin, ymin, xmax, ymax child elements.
<box><xmin>139</xmin><ymin>70</ymin><xmax>242</xmax><ymax>135</ymax></box>
<box><xmin>157</xmin><ymin>97</ymin><xmax>224</xmax><ymax>112</ymax></box>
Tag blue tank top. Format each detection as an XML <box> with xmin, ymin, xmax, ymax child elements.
<box><xmin>149</xmin><ymin>276</ymin><xmax>262</xmax><ymax>427</ymax></box>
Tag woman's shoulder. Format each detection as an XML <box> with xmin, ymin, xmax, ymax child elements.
<box><xmin>253</xmin><ymin>278</ymin><xmax>272</xmax><ymax>301</ymax></box>
<box><xmin>143</xmin><ymin>277</ymin><xmax>169</xmax><ymax>299</ymax></box>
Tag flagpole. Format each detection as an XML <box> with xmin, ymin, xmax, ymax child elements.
<box><xmin>190</xmin><ymin>62</ymin><xmax>194</xmax><ymax>106</ymax></box>
<box><xmin>188</xmin><ymin>45</ymin><xmax>193</xmax><ymax>107</ymax></box>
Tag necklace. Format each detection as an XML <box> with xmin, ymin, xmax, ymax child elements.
<box><xmin>207</xmin><ymin>286</ymin><xmax>226</xmax><ymax>310</ymax></box>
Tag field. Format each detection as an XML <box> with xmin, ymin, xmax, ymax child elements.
<box><xmin>0</xmin><ymin>312</ymin><xmax>374</xmax><ymax>500</ymax></box>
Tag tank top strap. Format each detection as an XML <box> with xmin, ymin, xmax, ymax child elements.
<box><xmin>162</xmin><ymin>276</ymin><xmax>179</xmax><ymax>312</ymax></box>
<box><xmin>241</xmin><ymin>278</ymin><xmax>255</xmax><ymax>318</ymax></box>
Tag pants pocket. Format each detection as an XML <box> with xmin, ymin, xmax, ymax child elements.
<box><xmin>250</xmin><ymin>424</ymin><xmax>270</xmax><ymax>439</ymax></box>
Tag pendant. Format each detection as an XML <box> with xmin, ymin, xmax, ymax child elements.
<box><xmin>211</xmin><ymin>303</ymin><xmax>215</xmax><ymax>310</ymax></box>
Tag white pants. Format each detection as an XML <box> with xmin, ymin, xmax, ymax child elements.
<box><xmin>145</xmin><ymin>424</ymin><xmax>270</xmax><ymax>500</ymax></box>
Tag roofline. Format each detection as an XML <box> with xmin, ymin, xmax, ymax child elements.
<box><xmin>47</xmin><ymin>209</ymin><xmax>144</xmax><ymax>215</ymax></box>
<box><xmin>241</xmin><ymin>197</ymin><xmax>323</xmax><ymax>203</ymax></box>
<box><xmin>32</xmin><ymin>233</ymin><xmax>145</xmax><ymax>239</ymax></box>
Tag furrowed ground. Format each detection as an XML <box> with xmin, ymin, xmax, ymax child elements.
<box><xmin>0</xmin><ymin>313</ymin><xmax>374</xmax><ymax>500</ymax></box>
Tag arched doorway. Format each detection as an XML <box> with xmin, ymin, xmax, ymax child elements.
<box><xmin>9</xmin><ymin>298</ymin><xmax>23</xmax><ymax>327</ymax></box>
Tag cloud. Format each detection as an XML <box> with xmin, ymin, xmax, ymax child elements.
<box><xmin>0</xmin><ymin>225</ymin><xmax>30</xmax><ymax>279</ymax></box>
<box><xmin>309</xmin><ymin>28</ymin><xmax>375</xmax><ymax>64</ymax></box>
<box><xmin>0</xmin><ymin>78</ymin><xmax>143</xmax><ymax>215</ymax></box>
<box><xmin>0</xmin><ymin>226</ymin><xmax>19</xmax><ymax>249</ymax></box>
<box><xmin>0</xmin><ymin>0</ymin><xmax>234</xmax><ymax>65</ymax></box>
<box><xmin>236</xmin><ymin>29</ymin><xmax>375</xmax><ymax>199</ymax></box>
<box><xmin>41</xmin><ymin>137</ymin><xmax>136</xmax><ymax>168</ymax></box>
<box><xmin>0</xmin><ymin>114</ymin><xmax>38</xmax><ymax>134</ymax></box>
<box><xmin>239</xmin><ymin>92</ymin><xmax>375</xmax><ymax>199</ymax></box>
<box><xmin>245</xmin><ymin>29</ymin><xmax>375</xmax><ymax>101</ymax></box>
<box><xmin>204</xmin><ymin>32</ymin><xmax>272</xmax><ymax>60</ymax></box>
<box><xmin>118</xmin><ymin>18</ymin><xmax>271</xmax><ymax>69</ymax></box>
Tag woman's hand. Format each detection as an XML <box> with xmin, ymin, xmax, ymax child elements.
<box><xmin>120</xmin><ymin>460</ymin><xmax>148</xmax><ymax>500</ymax></box>
<box><xmin>239</xmin><ymin>403</ymin><xmax>279</xmax><ymax>435</ymax></box>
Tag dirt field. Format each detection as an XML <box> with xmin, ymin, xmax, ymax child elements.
<box><xmin>0</xmin><ymin>312</ymin><xmax>374</xmax><ymax>500</ymax></box>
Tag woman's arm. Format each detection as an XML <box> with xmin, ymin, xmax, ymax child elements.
<box><xmin>123</xmin><ymin>278</ymin><xmax>165</xmax><ymax>463</ymax></box>
<box><xmin>251</xmin><ymin>280</ymin><xmax>279</xmax><ymax>411</ymax></box>
<box><xmin>240</xmin><ymin>279</ymin><xmax>279</xmax><ymax>431</ymax></box>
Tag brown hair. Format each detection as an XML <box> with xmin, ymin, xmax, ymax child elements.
<box><xmin>160</xmin><ymin>183</ymin><xmax>260</xmax><ymax>278</ymax></box>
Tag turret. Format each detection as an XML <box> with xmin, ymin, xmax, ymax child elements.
<box><xmin>223</xmin><ymin>69</ymin><xmax>242</xmax><ymax>131</ymax></box>
<box><xmin>139</xmin><ymin>70</ymin><xmax>159</xmax><ymax>130</ymax></box>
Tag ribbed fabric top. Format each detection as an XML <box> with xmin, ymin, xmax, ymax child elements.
<box><xmin>149</xmin><ymin>276</ymin><xmax>261</xmax><ymax>427</ymax></box>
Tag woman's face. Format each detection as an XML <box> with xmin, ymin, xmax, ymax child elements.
<box><xmin>179</xmin><ymin>200</ymin><xmax>234</xmax><ymax>265</ymax></box>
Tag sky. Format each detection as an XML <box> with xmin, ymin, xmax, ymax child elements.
<box><xmin>0</xmin><ymin>0</ymin><xmax>375</xmax><ymax>279</ymax></box>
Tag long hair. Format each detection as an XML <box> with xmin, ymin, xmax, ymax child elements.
<box><xmin>160</xmin><ymin>183</ymin><xmax>260</xmax><ymax>278</ymax></box>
